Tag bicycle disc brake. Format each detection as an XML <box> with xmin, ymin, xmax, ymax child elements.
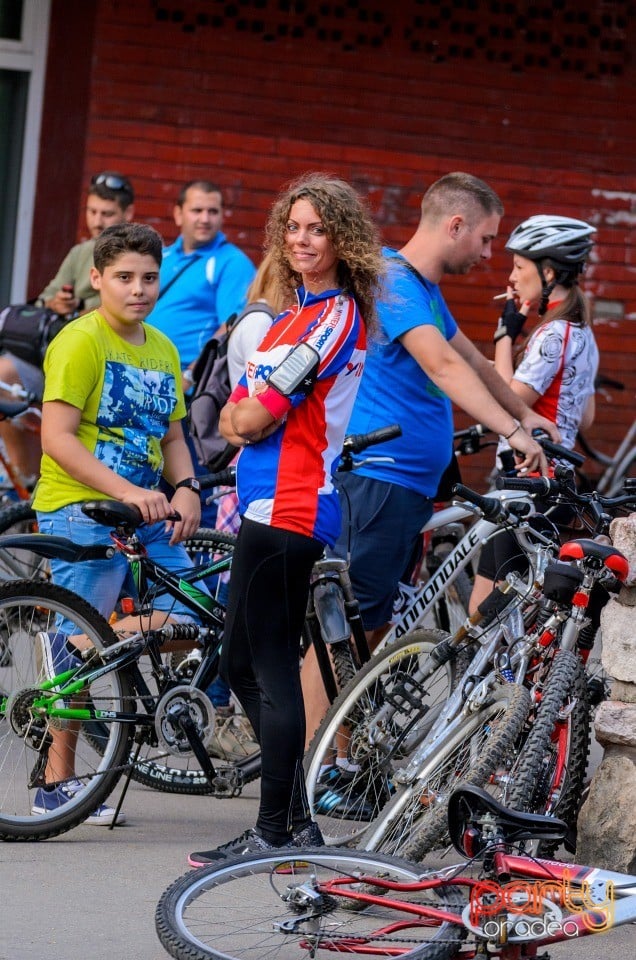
<box><xmin>155</xmin><ymin>684</ymin><xmax>214</xmax><ymax>756</ymax></box>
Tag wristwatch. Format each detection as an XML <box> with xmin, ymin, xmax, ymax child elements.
<box><xmin>175</xmin><ymin>477</ymin><xmax>201</xmax><ymax>494</ymax></box>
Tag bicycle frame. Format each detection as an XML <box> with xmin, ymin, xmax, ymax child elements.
<box><xmin>378</xmin><ymin>490</ymin><xmax>536</xmax><ymax>649</ymax></box>
<box><xmin>314</xmin><ymin>849</ymin><xmax>636</xmax><ymax>953</ymax></box>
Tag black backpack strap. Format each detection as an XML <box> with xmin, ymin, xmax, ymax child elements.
<box><xmin>157</xmin><ymin>255</ymin><xmax>200</xmax><ymax>301</ymax></box>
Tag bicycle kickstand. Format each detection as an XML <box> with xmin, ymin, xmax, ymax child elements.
<box><xmin>108</xmin><ymin>737</ymin><xmax>144</xmax><ymax>830</ymax></box>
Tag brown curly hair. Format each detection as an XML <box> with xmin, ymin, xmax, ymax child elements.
<box><xmin>264</xmin><ymin>172</ymin><xmax>384</xmax><ymax>331</ymax></box>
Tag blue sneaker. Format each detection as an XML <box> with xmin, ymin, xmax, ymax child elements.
<box><xmin>36</xmin><ymin>631</ymin><xmax>81</xmax><ymax>686</ymax></box>
<box><xmin>314</xmin><ymin>765</ymin><xmax>390</xmax><ymax>821</ymax></box>
<box><xmin>31</xmin><ymin>779</ymin><xmax>125</xmax><ymax>826</ymax></box>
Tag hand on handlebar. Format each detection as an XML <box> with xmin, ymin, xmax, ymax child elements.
<box><xmin>166</xmin><ymin>486</ymin><xmax>201</xmax><ymax>544</ymax></box>
<box><xmin>509</xmin><ymin>428</ymin><xmax>549</xmax><ymax>476</ymax></box>
<box><xmin>519</xmin><ymin>410</ymin><xmax>561</xmax><ymax>444</ymax></box>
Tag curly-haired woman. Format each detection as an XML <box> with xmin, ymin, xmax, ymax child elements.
<box><xmin>188</xmin><ymin>173</ymin><xmax>383</xmax><ymax>863</ymax></box>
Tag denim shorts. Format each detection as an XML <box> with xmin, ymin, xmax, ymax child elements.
<box><xmin>36</xmin><ymin>502</ymin><xmax>199</xmax><ymax>632</ymax></box>
<box><xmin>331</xmin><ymin>473</ymin><xmax>433</xmax><ymax>631</ymax></box>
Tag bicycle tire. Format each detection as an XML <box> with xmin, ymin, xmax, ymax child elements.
<box><xmin>304</xmin><ymin>629</ymin><xmax>457</xmax><ymax>846</ymax></box>
<box><xmin>330</xmin><ymin>637</ymin><xmax>359</xmax><ymax>691</ymax></box>
<box><xmin>0</xmin><ymin>501</ymin><xmax>49</xmax><ymax>581</ymax></box>
<box><xmin>0</xmin><ymin>579</ymin><xmax>133</xmax><ymax>840</ymax></box>
<box><xmin>363</xmin><ymin>683</ymin><xmax>532</xmax><ymax>860</ymax></box>
<box><xmin>121</xmin><ymin>528</ymin><xmax>262</xmax><ymax>796</ymax></box>
<box><xmin>507</xmin><ymin>649</ymin><xmax>590</xmax><ymax>856</ymax></box>
<box><xmin>155</xmin><ymin>848</ymin><xmax>466</xmax><ymax>960</ymax></box>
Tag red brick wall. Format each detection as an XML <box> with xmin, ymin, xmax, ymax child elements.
<box><xmin>32</xmin><ymin>0</ymin><xmax>636</xmax><ymax>491</ymax></box>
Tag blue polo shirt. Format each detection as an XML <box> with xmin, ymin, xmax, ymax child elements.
<box><xmin>146</xmin><ymin>232</ymin><xmax>255</xmax><ymax>366</ymax></box>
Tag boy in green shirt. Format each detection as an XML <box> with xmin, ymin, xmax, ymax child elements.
<box><xmin>32</xmin><ymin>222</ymin><xmax>202</xmax><ymax>823</ymax></box>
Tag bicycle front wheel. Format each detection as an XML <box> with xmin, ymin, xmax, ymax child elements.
<box><xmin>155</xmin><ymin>849</ymin><xmax>466</xmax><ymax>960</ymax></box>
<box><xmin>364</xmin><ymin>682</ymin><xmax>532</xmax><ymax>861</ymax></box>
<box><xmin>0</xmin><ymin>579</ymin><xmax>133</xmax><ymax>839</ymax></box>
<box><xmin>305</xmin><ymin>629</ymin><xmax>457</xmax><ymax>845</ymax></box>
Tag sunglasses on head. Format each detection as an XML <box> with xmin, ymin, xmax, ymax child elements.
<box><xmin>91</xmin><ymin>173</ymin><xmax>130</xmax><ymax>191</ymax></box>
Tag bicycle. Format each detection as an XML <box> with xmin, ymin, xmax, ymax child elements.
<box><xmin>155</xmin><ymin>779</ymin><xmax>634</xmax><ymax>960</ymax></box>
<box><xmin>303</xmin><ymin>460</ymin><xmax>635</xmax><ymax>857</ymax></box>
<box><xmin>0</xmin><ymin>427</ymin><xmax>399</xmax><ymax>838</ymax></box>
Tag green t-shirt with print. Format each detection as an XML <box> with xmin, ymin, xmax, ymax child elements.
<box><xmin>33</xmin><ymin>310</ymin><xmax>186</xmax><ymax>512</ymax></box>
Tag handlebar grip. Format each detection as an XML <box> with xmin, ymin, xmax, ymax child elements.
<box><xmin>343</xmin><ymin>424</ymin><xmax>402</xmax><ymax>454</ymax></box>
<box><xmin>533</xmin><ymin>433</ymin><xmax>585</xmax><ymax>467</ymax></box>
<box><xmin>199</xmin><ymin>467</ymin><xmax>237</xmax><ymax>490</ymax></box>
<box><xmin>495</xmin><ymin>475</ymin><xmax>556</xmax><ymax>496</ymax></box>
<box><xmin>452</xmin><ymin>483</ymin><xmax>503</xmax><ymax>521</ymax></box>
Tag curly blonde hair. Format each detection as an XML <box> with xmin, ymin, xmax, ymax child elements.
<box><xmin>264</xmin><ymin>172</ymin><xmax>384</xmax><ymax>330</ymax></box>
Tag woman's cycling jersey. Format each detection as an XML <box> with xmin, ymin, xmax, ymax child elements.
<box><xmin>230</xmin><ymin>287</ymin><xmax>366</xmax><ymax>547</ymax></box>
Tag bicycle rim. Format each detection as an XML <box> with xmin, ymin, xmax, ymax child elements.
<box><xmin>305</xmin><ymin>630</ymin><xmax>455</xmax><ymax>845</ymax></box>
<box><xmin>155</xmin><ymin>849</ymin><xmax>466</xmax><ymax>960</ymax></box>
<box><xmin>0</xmin><ymin>580</ymin><xmax>133</xmax><ymax>839</ymax></box>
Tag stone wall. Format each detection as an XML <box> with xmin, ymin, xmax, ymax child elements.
<box><xmin>576</xmin><ymin>515</ymin><xmax>636</xmax><ymax>872</ymax></box>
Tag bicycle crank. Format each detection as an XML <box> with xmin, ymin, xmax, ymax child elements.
<box><xmin>155</xmin><ymin>685</ymin><xmax>214</xmax><ymax>756</ymax></box>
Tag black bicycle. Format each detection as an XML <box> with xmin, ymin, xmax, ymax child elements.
<box><xmin>0</xmin><ymin>426</ymin><xmax>399</xmax><ymax>840</ymax></box>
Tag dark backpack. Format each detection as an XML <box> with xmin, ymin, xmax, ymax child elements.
<box><xmin>188</xmin><ymin>302</ymin><xmax>276</xmax><ymax>471</ymax></box>
<box><xmin>0</xmin><ymin>303</ymin><xmax>72</xmax><ymax>368</ymax></box>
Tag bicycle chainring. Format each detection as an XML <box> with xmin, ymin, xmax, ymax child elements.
<box><xmin>154</xmin><ymin>684</ymin><xmax>215</xmax><ymax>756</ymax></box>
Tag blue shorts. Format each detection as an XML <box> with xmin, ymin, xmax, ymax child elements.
<box><xmin>36</xmin><ymin>502</ymin><xmax>199</xmax><ymax>634</ymax></box>
<box><xmin>331</xmin><ymin>473</ymin><xmax>433</xmax><ymax>631</ymax></box>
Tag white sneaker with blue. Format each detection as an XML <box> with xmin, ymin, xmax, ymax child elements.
<box><xmin>31</xmin><ymin>779</ymin><xmax>125</xmax><ymax>826</ymax></box>
<box><xmin>33</xmin><ymin>631</ymin><xmax>125</xmax><ymax>826</ymax></box>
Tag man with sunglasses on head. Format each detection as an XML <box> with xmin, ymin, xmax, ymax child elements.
<box><xmin>0</xmin><ymin>172</ymin><xmax>134</xmax><ymax>485</ymax></box>
<box><xmin>39</xmin><ymin>171</ymin><xmax>135</xmax><ymax>318</ymax></box>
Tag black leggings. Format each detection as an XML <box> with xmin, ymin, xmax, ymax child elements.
<box><xmin>220</xmin><ymin>517</ymin><xmax>323</xmax><ymax>844</ymax></box>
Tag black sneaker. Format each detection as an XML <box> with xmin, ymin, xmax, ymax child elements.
<box><xmin>291</xmin><ymin>821</ymin><xmax>324</xmax><ymax>847</ymax></box>
<box><xmin>188</xmin><ymin>828</ymin><xmax>279</xmax><ymax>868</ymax></box>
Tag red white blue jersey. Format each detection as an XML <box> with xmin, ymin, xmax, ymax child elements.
<box><xmin>230</xmin><ymin>287</ymin><xmax>366</xmax><ymax>546</ymax></box>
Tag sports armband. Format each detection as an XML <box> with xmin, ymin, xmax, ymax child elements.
<box><xmin>266</xmin><ymin>342</ymin><xmax>320</xmax><ymax>398</ymax></box>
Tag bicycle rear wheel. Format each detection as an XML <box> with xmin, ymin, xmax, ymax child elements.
<box><xmin>122</xmin><ymin>529</ymin><xmax>261</xmax><ymax>796</ymax></box>
<box><xmin>155</xmin><ymin>849</ymin><xmax>466</xmax><ymax>960</ymax></box>
<box><xmin>0</xmin><ymin>579</ymin><xmax>133</xmax><ymax>839</ymax></box>
<box><xmin>0</xmin><ymin>501</ymin><xmax>48</xmax><ymax>580</ymax></box>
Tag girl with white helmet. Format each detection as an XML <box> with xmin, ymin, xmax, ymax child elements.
<box><xmin>469</xmin><ymin>214</ymin><xmax>600</xmax><ymax>610</ymax></box>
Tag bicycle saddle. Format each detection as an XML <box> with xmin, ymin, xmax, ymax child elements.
<box><xmin>82</xmin><ymin>500</ymin><xmax>143</xmax><ymax>529</ymax></box>
<box><xmin>559</xmin><ymin>538</ymin><xmax>629</xmax><ymax>579</ymax></box>
<box><xmin>447</xmin><ymin>784</ymin><xmax>568</xmax><ymax>857</ymax></box>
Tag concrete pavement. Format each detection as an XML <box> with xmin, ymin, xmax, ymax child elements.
<box><xmin>1</xmin><ymin>774</ymin><xmax>633</xmax><ymax>959</ymax></box>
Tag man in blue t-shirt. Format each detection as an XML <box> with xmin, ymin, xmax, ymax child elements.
<box><xmin>302</xmin><ymin>172</ymin><xmax>560</xmax><ymax>744</ymax></box>
<box><xmin>146</xmin><ymin>180</ymin><xmax>256</xmax><ymax>397</ymax></box>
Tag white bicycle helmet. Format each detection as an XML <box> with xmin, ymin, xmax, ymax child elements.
<box><xmin>505</xmin><ymin>215</ymin><xmax>596</xmax><ymax>266</ymax></box>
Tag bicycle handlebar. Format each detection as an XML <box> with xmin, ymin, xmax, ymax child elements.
<box><xmin>342</xmin><ymin>423</ymin><xmax>402</xmax><ymax>454</ymax></box>
<box><xmin>452</xmin><ymin>483</ymin><xmax>504</xmax><ymax>521</ymax></box>
<box><xmin>198</xmin><ymin>467</ymin><xmax>237</xmax><ymax>490</ymax></box>
<box><xmin>533</xmin><ymin>433</ymin><xmax>585</xmax><ymax>467</ymax></box>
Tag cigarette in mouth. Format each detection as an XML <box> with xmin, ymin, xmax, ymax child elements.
<box><xmin>493</xmin><ymin>293</ymin><xmax>509</xmax><ymax>300</ymax></box>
